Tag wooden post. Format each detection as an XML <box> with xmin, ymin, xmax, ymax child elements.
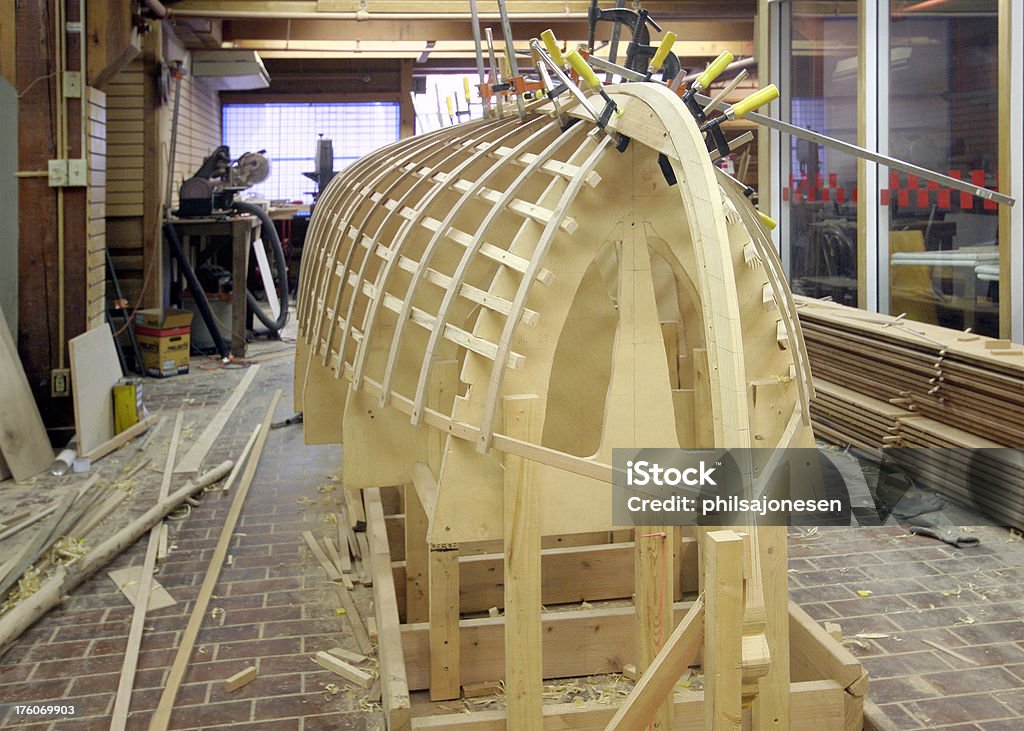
<box><xmin>231</xmin><ymin>218</ymin><xmax>254</xmax><ymax>358</ymax></box>
<box><xmin>405</xmin><ymin>488</ymin><xmax>429</xmax><ymax>623</ymax></box>
<box><xmin>427</xmin><ymin>360</ymin><xmax>460</xmax><ymax>699</ymax></box>
<box><xmin>428</xmin><ymin>542</ymin><xmax>460</xmax><ymax>700</ymax></box>
<box><xmin>503</xmin><ymin>394</ymin><xmax>543</xmax><ymax>729</ymax></box>
<box><xmin>400</xmin><ymin>58</ymin><xmax>415</xmax><ymax>138</ymax></box>
<box><xmin>634</xmin><ymin>527</ymin><xmax>675</xmax><ymax>730</ymax></box>
<box><xmin>751</xmin><ymin>529</ymin><xmax>792</xmax><ymax>730</ymax></box>
<box><xmin>704</xmin><ymin>530</ymin><xmax>745</xmax><ymax>731</ymax></box>
<box><xmin>141</xmin><ymin>24</ymin><xmax>164</xmax><ymax>309</ymax></box>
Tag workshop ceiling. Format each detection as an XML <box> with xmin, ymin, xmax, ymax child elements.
<box><xmin>167</xmin><ymin>1</ymin><xmax>756</xmax><ymax>63</ymax></box>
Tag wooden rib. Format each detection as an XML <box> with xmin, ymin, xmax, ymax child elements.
<box><xmin>329</xmin><ymin>121</ymin><xmax>522</xmax><ymax>376</ymax></box>
<box><xmin>301</xmin><ymin>135</ymin><xmax>426</xmax><ymax>334</ymax></box>
<box><xmin>310</xmin><ymin>125</ymin><xmax>481</xmax><ymax>349</ymax></box>
<box><xmin>419</xmin><ymin>216</ymin><xmax>555</xmax><ymax>284</ymax></box>
<box><xmin>450</xmin><ymin>179</ymin><xmax>579</xmax><ymax>234</ymax></box>
<box><xmin>324</xmin><ymin>126</ymin><xmax>513</xmax><ymax>373</ymax></box>
<box><xmin>406</xmin><ymin>167</ymin><xmax>581</xmax><ymax>235</ymax></box>
<box><xmin>359</xmin><ymin>117</ymin><xmax>552</xmax><ymax>397</ymax></box>
<box><xmin>348</xmin><ymin>367</ymin><xmax>613</xmax><ymax>484</ymax></box>
<box><xmin>315</xmin><ymin>128</ymin><xmax>480</xmax><ymax>366</ymax></box>
<box><xmin>351</xmin><ymin>117</ymin><xmax>548</xmax><ymax>390</ymax></box>
<box><xmin>369</xmin><ymin>245</ymin><xmax>540</xmax><ymax>326</ymax></box>
<box><xmin>476</xmin><ymin>132</ymin><xmax>613</xmax><ymax>452</ymax></box>
<box><xmin>349</xmin><ymin>278</ymin><xmax>526</xmax><ymax>369</ymax></box>
<box><xmin>335</xmin><ymin>119</ymin><xmax>537</xmax><ymax>380</ymax></box>
<box><xmin>480</xmin><ymin>144</ymin><xmax>604</xmax><ymax>187</ymax></box>
<box><xmin>300</xmin><ymin>121</ymin><xmax>465</xmax><ymax>331</ymax></box>
<box><xmin>409</xmin><ymin>121</ymin><xmax>588</xmax><ymax>425</ymax></box>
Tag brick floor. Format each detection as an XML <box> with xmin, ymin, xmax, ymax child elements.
<box><xmin>2</xmin><ymin>346</ymin><xmax>1024</xmax><ymax>729</ymax></box>
<box><xmin>790</xmin><ymin>522</ymin><xmax>1024</xmax><ymax>730</ymax></box>
<box><xmin>0</xmin><ymin>351</ymin><xmax>382</xmax><ymax>730</ymax></box>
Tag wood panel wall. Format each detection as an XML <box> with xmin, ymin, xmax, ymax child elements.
<box><xmin>86</xmin><ymin>87</ymin><xmax>107</xmax><ymax>331</ymax></box>
<box><xmin>105</xmin><ymin>59</ymin><xmax>144</xmax><ymax>218</ymax></box>
<box><xmin>105</xmin><ymin>22</ymin><xmax>224</xmax><ymax>308</ymax></box>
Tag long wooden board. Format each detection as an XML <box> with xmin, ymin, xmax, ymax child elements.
<box><xmin>174</xmin><ymin>365</ymin><xmax>260</xmax><ymax>474</ymax></box>
<box><xmin>149</xmin><ymin>391</ymin><xmax>281</xmax><ymax>731</ymax></box>
<box><xmin>0</xmin><ymin>304</ymin><xmax>52</xmax><ymax>479</ymax></box>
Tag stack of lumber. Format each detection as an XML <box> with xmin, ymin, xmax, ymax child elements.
<box><xmin>796</xmin><ymin>296</ymin><xmax>1024</xmax><ymax>526</ymax></box>
<box><xmin>810</xmin><ymin>381</ymin><xmax>907</xmax><ymax>459</ymax></box>
<box><xmin>891</xmin><ymin>416</ymin><xmax>1024</xmax><ymax>528</ymax></box>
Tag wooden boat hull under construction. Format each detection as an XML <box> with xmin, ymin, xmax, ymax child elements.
<box><xmin>294</xmin><ymin>82</ymin><xmax>864</xmax><ymax>730</ymax></box>
<box><xmin>295</xmin><ymin>82</ymin><xmax>815</xmax><ymax>541</ymax></box>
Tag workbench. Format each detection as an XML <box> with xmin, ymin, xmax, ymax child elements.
<box><xmin>167</xmin><ymin>215</ymin><xmax>261</xmax><ymax>358</ymax></box>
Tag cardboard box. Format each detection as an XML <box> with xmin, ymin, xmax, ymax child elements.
<box><xmin>135</xmin><ymin>308</ymin><xmax>193</xmax><ymax>378</ymax></box>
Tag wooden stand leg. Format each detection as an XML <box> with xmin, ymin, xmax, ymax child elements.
<box><xmin>503</xmin><ymin>395</ymin><xmax>543</xmax><ymax>730</ymax></box>
<box><xmin>231</xmin><ymin>219</ymin><xmax>252</xmax><ymax>358</ymax></box>
<box><xmin>405</xmin><ymin>485</ymin><xmax>429</xmax><ymax>623</ymax></box>
<box><xmin>634</xmin><ymin>526</ymin><xmax>675</xmax><ymax>730</ymax></box>
<box><xmin>751</xmin><ymin>525</ymin><xmax>791</xmax><ymax>730</ymax></box>
<box><xmin>705</xmin><ymin>530</ymin><xmax>744</xmax><ymax>731</ymax></box>
<box><xmin>428</xmin><ymin>542</ymin><xmax>460</xmax><ymax>700</ymax></box>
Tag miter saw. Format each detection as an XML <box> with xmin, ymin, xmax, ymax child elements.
<box><xmin>176</xmin><ymin>145</ymin><xmax>271</xmax><ymax>217</ymax></box>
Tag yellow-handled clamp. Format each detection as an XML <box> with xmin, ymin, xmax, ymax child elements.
<box><xmin>463</xmin><ymin>77</ymin><xmax>472</xmax><ymax>100</ymax></box>
<box><xmin>541</xmin><ymin>29</ymin><xmax>565</xmax><ymax>68</ymax></box>
<box><xmin>757</xmin><ymin>211</ymin><xmax>778</xmax><ymax>231</ymax></box>
<box><xmin>732</xmin><ymin>85</ymin><xmax>779</xmax><ymax>119</ymax></box>
<box><xmin>694</xmin><ymin>51</ymin><xmax>734</xmax><ymax>93</ymax></box>
<box><xmin>649</xmin><ymin>32</ymin><xmax>677</xmax><ymax>74</ymax></box>
<box><xmin>566</xmin><ymin>49</ymin><xmax>601</xmax><ymax>90</ymax></box>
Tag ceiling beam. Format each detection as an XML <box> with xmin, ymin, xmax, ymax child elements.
<box><xmin>227</xmin><ymin>39</ymin><xmax>753</xmax><ymax>56</ymax></box>
<box><xmin>221</xmin><ymin>18</ymin><xmax>753</xmax><ymax>44</ymax></box>
<box><xmin>172</xmin><ymin>0</ymin><xmax>755</xmax><ymax>20</ymax></box>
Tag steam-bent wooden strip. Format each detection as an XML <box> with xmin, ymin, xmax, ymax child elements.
<box><xmin>329</xmin><ymin>122</ymin><xmax>517</xmax><ymax>375</ymax></box>
<box><xmin>476</xmin><ymin>133</ymin><xmax>612</xmax><ymax>452</ymax></box>
<box><xmin>409</xmin><ymin>122</ymin><xmax>588</xmax><ymax>425</ymax></box>
<box><xmin>370</xmin><ymin>117</ymin><xmax>554</xmax><ymax>402</ymax></box>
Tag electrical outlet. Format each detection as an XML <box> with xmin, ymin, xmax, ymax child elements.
<box><xmin>63</xmin><ymin>71</ymin><xmax>82</xmax><ymax>98</ymax></box>
<box><xmin>68</xmin><ymin>159</ymin><xmax>87</xmax><ymax>186</ymax></box>
<box><xmin>51</xmin><ymin>368</ymin><xmax>71</xmax><ymax>398</ymax></box>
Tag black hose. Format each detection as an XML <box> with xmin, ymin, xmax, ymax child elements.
<box><xmin>163</xmin><ymin>222</ymin><xmax>231</xmax><ymax>359</ymax></box>
<box><xmin>231</xmin><ymin>201</ymin><xmax>290</xmax><ymax>333</ymax></box>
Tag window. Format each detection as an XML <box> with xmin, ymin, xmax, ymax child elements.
<box><xmin>782</xmin><ymin>3</ymin><xmax>860</xmax><ymax>308</ymax></box>
<box><xmin>886</xmin><ymin>1</ymin><xmax>999</xmax><ymax>336</ymax></box>
<box><xmin>222</xmin><ymin>102</ymin><xmax>400</xmax><ymax>202</ymax></box>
